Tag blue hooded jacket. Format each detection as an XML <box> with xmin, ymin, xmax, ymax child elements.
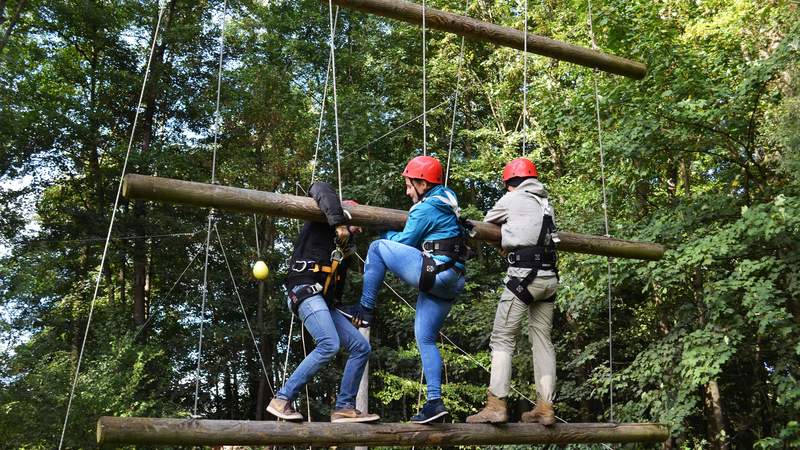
<box><xmin>381</xmin><ymin>184</ymin><xmax>465</xmax><ymax>267</ymax></box>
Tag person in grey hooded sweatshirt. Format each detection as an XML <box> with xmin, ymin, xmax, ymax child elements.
<box><xmin>467</xmin><ymin>157</ymin><xmax>559</xmax><ymax>425</ymax></box>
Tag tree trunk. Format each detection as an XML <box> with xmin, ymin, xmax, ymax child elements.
<box><xmin>255</xmin><ymin>279</ymin><xmax>267</xmax><ymax>420</ymax></box>
<box><xmin>704</xmin><ymin>379</ymin><xmax>728</xmax><ymax>450</ymax></box>
<box><xmin>0</xmin><ymin>0</ymin><xmax>27</xmax><ymax>54</ymax></box>
<box><xmin>131</xmin><ymin>0</ymin><xmax>174</xmax><ymax>333</ymax></box>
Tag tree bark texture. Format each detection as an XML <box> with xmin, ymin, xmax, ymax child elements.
<box><xmin>97</xmin><ymin>417</ymin><xmax>669</xmax><ymax>446</ymax></box>
<box><xmin>327</xmin><ymin>0</ymin><xmax>646</xmax><ymax>79</ymax></box>
<box><xmin>122</xmin><ymin>174</ymin><xmax>666</xmax><ymax>261</ymax></box>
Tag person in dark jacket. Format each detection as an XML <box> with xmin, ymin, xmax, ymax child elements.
<box><xmin>340</xmin><ymin>156</ymin><xmax>467</xmax><ymax>423</ymax></box>
<box><xmin>267</xmin><ymin>181</ymin><xmax>379</xmax><ymax>423</ymax></box>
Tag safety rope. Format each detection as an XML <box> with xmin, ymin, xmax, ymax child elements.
<box><xmin>422</xmin><ymin>0</ymin><xmax>427</xmax><ymax>155</ymax></box>
<box><xmin>444</xmin><ymin>1</ymin><xmax>471</xmax><ymax>187</ymax></box>
<box><xmin>300</xmin><ymin>322</ymin><xmax>312</xmax><ymax>421</ymax></box>
<box><xmin>522</xmin><ymin>0</ymin><xmax>529</xmax><ymax>156</ymax></box>
<box><xmin>327</xmin><ymin>0</ymin><xmax>344</xmax><ymax>201</ymax></box>
<box><xmin>22</xmin><ymin>231</ymin><xmax>199</xmax><ymax>246</ymax></box>
<box><xmin>587</xmin><ymin>0</ymin><xmax>615</xmax><ymax>422</ymax></box>
<box><xmin>253</xmin><ymin>213</ymin><xmax>261</xmax><ymax>258</ymax></box>
<box><xmin>214</xmin><ymin>224</ymin><xmax>275</xmax><ymax>395</ymax></box>
<box><xmin>56</xmin><ymin>2</ymin><xmax>168</xmax><ymax>448</ymax></box>
<box><xmin>342</xmin><ymin>96</ymin><xmax>454</xmax><ymax>160</ymax></box>
<box><xmin>310</xmin><ymin>7</ymin><xmax>339</xmax><ymax>185</ymax></box>
<box><xmin>132</xmin><ymin>243</ymin><xmax>204</xmax><ymax>341</ymax></box>
<box><xmin>193</xmin><ymin>0</ymin><xmax>228</xmax><ymax>417</ymax></box>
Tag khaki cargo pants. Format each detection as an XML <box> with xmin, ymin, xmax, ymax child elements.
<box><xmin>488</xmin><ymin>271</ymin><xmax>558</xmax><ymax>402</ymax></box>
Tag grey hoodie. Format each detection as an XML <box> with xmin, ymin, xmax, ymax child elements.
<box><xmin>484</xmin><ymin>177</ymin><xmax>557</xmax><ymax>278</ymax></box>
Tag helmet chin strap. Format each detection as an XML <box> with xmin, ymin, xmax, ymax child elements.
<box><xmin>412</xmin><ymin>181</ymin><xmax>429</xmax><ymax>203</ymax></box>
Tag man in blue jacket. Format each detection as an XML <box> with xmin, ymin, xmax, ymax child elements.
<box><xmin>340</xmin><ymin>155</ymin><xmax>468</xmax><ymax>423</ymax></box>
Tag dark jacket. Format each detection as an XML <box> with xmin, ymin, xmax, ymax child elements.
<box><xmin>285</xmin><ymin>182</ymin><xmax>352</xmax><ymax>302</ymax></box>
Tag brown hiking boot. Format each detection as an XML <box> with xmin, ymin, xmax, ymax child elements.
<box><xmin>466</xmin><ymin>391</ymin><xmax>508</xmax><ymax>424</ymax></box>
<box><xmin>266</xmin><ymin>397</ymin><xmax>304</xmax><ymax>421</ymax></box>
<box><xmin>521</xmin><ymin>400</ymin><xmax>555</xmax><ymax>426</ymax></box>
<box><xmin>331</xmin><ymin>408</ymin><xmax>380</xmax><ymax>423</ymax></box>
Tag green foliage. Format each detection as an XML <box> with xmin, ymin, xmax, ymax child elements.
<box><xmin>2</xmin><ymin>0</ymin><xmax>800</xmax><ymax>448</ymax></box>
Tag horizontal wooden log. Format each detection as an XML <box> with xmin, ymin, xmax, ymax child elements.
<box><xmin>97</xmin><ymin>417</ymin><xmax>669</xmax><ymax>446</ymax></box>
<box><xmin>328</xmin><ymin>0</ymin><xmax>646</xmax><ymax>79</ymax></box>
<box><xmin>122</xmin><ymin>174</ymin><xmax>665</xmax><ymax>260</ymax></box>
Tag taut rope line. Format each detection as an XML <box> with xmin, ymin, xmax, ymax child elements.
<box><xmin>194</xmin><ymin>0</ymin><xmax>228</xmax><ymax>417</ymax></box>
<box><xmin>587</xmin><ymin>0</ymin><xmax>615</xmax><ymax>422</ymax></box>
<box><xmin>57</xmin><ymin>2</ymin><xmax>168</xmax><ymax>448</ymax></box>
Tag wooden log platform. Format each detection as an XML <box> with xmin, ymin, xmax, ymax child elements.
<box><xmin>328</xmin><ymin>0</ymin><xmax>647</xmax><ymax>79</ymax></box>
<box><xmin>122</xmin><ymin>174</ymin><xmax>665</xmax><ymax>261</ymax></box>
<box><xmin>97</xmin><ymin>417</ymin><xmax>670</xmax><ymax>446</ymax></box>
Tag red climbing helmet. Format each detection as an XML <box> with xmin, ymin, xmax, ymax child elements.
<box><xmin>402</xmin><ymin>155</ymin><xmax>443</xmax><ymax>185</ymax></box>
<box><xmin>502</xmin><ymin>157</ymin><xmax>538</xmax><ymax>182</ymax></box>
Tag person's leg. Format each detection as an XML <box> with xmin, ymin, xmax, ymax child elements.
<box><xmin>359</xmin><ymin>239</ymin><xmax>423</xmax><ymax>308</ymax></box>
<box><xmin>488</xmin><ymin>285</ymin><xmax>528</xmax><ymax>399</ymax></box>
<box><xmin>331</xmin><ymin>311</ymin><xmax>371</xmax><ymax>409</ymax></box>
<box><xmin>466</xmin><ymin>283</ymin><xmax>527</xmax><ymax>424</ymax></box>
<box><xmin>527</xmin><ymin>276</ymin><xmax>558</xmax><ymax>403</ymax></box>
<box><xmin>428</xmin><ymin>263</ymin><xmax>466</xmax><ymax>300</ymax></box>
<box><xmin>414</xmin><ymin>292</ymin><xmax>453</xmax><ymax>400</ymax></box>
<box><xmin>276</xmin><ymin>295</ymin><xmax>340</xmax><ymax>403</ymax></box>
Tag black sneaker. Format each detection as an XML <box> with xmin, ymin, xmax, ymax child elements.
<box><xmin>336</xmin><ymin>303</ymin><xmax>373</xmax><ymax>327</ymax></box>
<box><xmin>411</xmin><ymin>398</ymin><xmax>449</xmax><ymax>423</ymax></box>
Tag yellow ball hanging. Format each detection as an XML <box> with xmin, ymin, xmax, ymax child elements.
<box><xmin>252</xmin><ymin>260</ymin><xmax>269</xmax><ymax>280</ymax></box>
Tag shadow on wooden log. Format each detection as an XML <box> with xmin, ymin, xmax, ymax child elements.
<box><xmin>327</xmin><ymin>0</ymin><xmax>647</xmax><ymax>79</ymax></box>
<box><xmin>97</xmin><ymin>417</ymin><xmax>670</xmax><ymax>446</ymax></box>
<box><xmin>122</xmin><ymin>174</ymin><xmax>665</xmax><ymax>261</ymax></box>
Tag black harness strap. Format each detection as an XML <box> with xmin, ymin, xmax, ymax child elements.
<box><xmin>418</xmin><ymin>236</ymin><xmax>467</xmax><ymax>295</ymax></box>
<box><xmin>505</xmin><ymin>213</ymin><xmax>558</xmax><ymax>305</ymax></box>
<box><xmin>287</xmin><ymin>283</ymin><xmax>323</xmax><ymax>315</ymax></box>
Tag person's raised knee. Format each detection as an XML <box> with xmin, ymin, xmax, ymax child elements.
<box><xmin>351</xmin><ymin>337</ymin><xmax>371</xmax><ymax>356</ymax></box>
<box><xmin>317</xmin><ymin>335</ymin><xmax>340</xmax><ymax>361</ymax></box>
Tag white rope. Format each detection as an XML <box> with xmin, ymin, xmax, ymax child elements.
<box><xmin>193</xmin><ymin>213</ymin><xmax>213</xmax><ymax>417</ymax></box>
<box><xmin>214</xmin><ymin>224</ymin><xmax>275</xmax><ymax>396</ymax></box>
<box><xmin>327</xmin><ymin>0</ymin><xmax>343</xmax><ymax>201</ymax></box>
<box><xmin>57</xmin><ymin>3</ymin><xmax>168</xmax><ymax>448</ymax></box>
<box><xmin>341</xmin><ymin>96</ymin><xmax>453</xmax><ymax>160</ymax></box>
<box><xmin>253</xmin><ymin>214</ymin><xmax>261</xmax><ymax>258</ymax></box>
<box><xmin>422</xmin><ymin>0</ymin><xmax>427</xmax><ymax>155</ymax></box>
<box><xmin>193</xmin><ymin>0</ymin><xmax>228</xmax><ymax>416</ymax></box>
<box><xmin>587</xmin><ymin>0</ymin><xmax>614</xmax><ymax>423</ymax></box>
<box><xmin>300</xmin><ymin>321</ymin><xmax>312</xmax><ymax>421</ymax></box>
<box><xmin>210</xmin><ymin>0</ymin><xmax>227</xmax><ymax>183</ymax></box>
<box><xmin>310</xmin><ymin>7</ymin><xmax>339</xmax><ymax>185</ymax></box>
<box><xmin>444</xmin><ymin>1</ymin><xmax>471</xmax><ymax>187</ymax></box>
<box><xmin>282</xmin><ymin>316</ymin><xmax>295</xmax><ymax>386</ymax></box>
<box><xmin>132</xmin><ymin>245</ymin><xmax>204</xmax><ymax>341</ymax></box>
<box><xmin>522</xmin><ymin>0</ymin><xmax>529</xmax><ymax>156</ymax></box>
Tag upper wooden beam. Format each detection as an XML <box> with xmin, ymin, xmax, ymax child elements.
<box><xmin>122</xmin><ymin>174</ymin><xmax>665</xmax><ymax>260</ymax></box>
<box><xmin>97</xmin><ymin>417</ymin><xmax>670</xmax><ymax>446</ymax></box>
<box><xmin>327</xmin><ymin>0</ymin><xmax>647</xmax><ymax>79</ymax></box>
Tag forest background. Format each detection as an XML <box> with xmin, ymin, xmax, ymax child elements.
<box><xmin>1</xmin><ymin>0</ymin><xmax>799</xmax><ymax>448</ymax></box>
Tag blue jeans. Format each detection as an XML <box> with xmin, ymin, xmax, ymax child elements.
<box><xmin>276</xmin><ymin>288</ymin><xmax>371</xmax><ymax>409</ymax></box>
<box><xmin>360</xmin><ymin>239</ymin><xmax>465</xmax><ymax>400</ymax></box>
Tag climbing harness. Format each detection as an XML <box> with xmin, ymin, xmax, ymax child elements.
<box><xmin>415</xmin><ymin>190</ymin><xmax>471</xmax><ymax>294</ymax></box>
<box><xmin>288</xmin><ymin>244</ymin><xmax>351</xmax><ymax>311</ymax></box>
<box><xmin>504</xmin><ymin>195</ymin><xmax>559</xmax><ymax>304</ymax></box>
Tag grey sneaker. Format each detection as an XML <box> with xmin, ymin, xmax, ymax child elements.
<box><xmin>267</xmin><ymin>397</ymin><xmax>304</xmax><ymax>421</ymax></box>
<box><xmin>331</xmin><ymin>408</ymin><xmax>380</xmax><ymax>423</ymax></box>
